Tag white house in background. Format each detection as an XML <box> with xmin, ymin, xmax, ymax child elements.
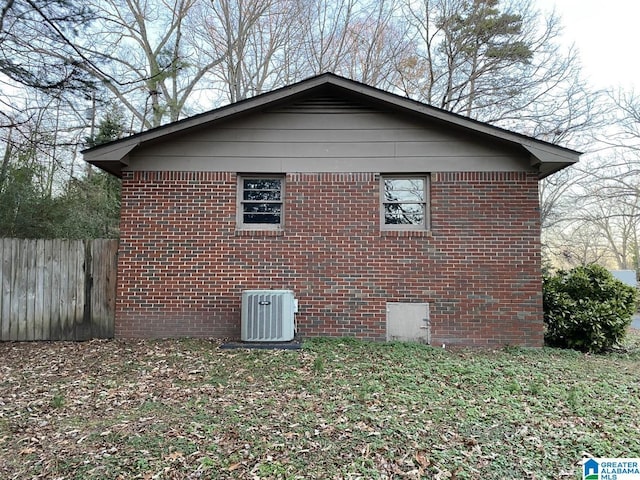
<box><xmin>610</xmin><ymin>270</ymin><xmax>637</xmax><ymax>288</ymax></box>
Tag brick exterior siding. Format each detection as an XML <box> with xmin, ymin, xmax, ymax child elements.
<box><xmin>116</xmin><ymin>170</ymin><xmax>543</xmax><ymax>347</ymax></box>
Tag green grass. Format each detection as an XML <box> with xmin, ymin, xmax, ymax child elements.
<box><xmin>0</xmin><ymin>335</ymin><xmax>639</xmax><ymax>479</ymax></box>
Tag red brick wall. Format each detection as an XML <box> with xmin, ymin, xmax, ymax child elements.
<box><xmin>116</xmin><ymin>170</ymin><xmax>543</xmax><ymax>347</ymax></box>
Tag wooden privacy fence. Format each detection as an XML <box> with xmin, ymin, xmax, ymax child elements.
<box><xmin>0</xmin><ymin>239</ymin><xmax>118</xmax><ymax>341</ymax></box>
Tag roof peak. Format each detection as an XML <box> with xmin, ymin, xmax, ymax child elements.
<box><xmin>83</xmin><ymin>72</ymin><xmax>581</xmax><ymax>179</ymax></box>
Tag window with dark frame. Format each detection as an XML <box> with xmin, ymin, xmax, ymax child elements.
<box><xmin>381</xmin><ymin>176</ymin><xmax>429</xmax><ymax>230</ymax></box>
<box><xmin>238</xmin><ymin>176</ymin><xmax>284</xmax><ymax>228</ymax></box>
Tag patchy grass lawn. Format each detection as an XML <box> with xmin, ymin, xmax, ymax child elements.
<box><xmin>1</xmin><ymin>333</ymin><xmax>639</xmax><ymax>480</ymax></box>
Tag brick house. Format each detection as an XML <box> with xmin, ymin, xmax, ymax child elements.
<box><xmin>83</xmin><ymin>73</ymin><xmax>580</xmax><ymax>347</ymax></box>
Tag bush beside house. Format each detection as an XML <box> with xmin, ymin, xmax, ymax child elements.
<box><xmin>543</xmin><ymin>264</ymin><xmax>638</xmax><ymax>353</ymax></box>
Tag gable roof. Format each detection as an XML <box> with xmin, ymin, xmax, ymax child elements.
<box><xmin>83</xmin><ymin>72</ymin><xmax>581</xmax><ymax>179</ymax></box>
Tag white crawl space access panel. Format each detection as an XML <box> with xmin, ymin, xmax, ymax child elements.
<box><xmin>386</xmin><ymin>302</ymin><xmax>430</xmax><ymax>344</ymax></box>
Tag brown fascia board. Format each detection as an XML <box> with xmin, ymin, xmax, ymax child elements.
<box><xmin>82</xmin><ymin>78</ymin><xmax>331</xmax><ymax>177</ymax></box>
<box><xmin>83</xmin><ymin>140</ymin><xmax>136</xmax><ymax>178</ymax></box>
<box><xmin>82</xmin><ymin>75</ymin><xmax>335</xmax><ymax>155</ymax></box>
<box><xmin>329</xmin><ymin>77</ymin><xmax>582</xmax><ymax>179</ymax></box>
<box><xmin>524</xmin><ymin>144</ymin><xmax>580</xmax><ymax>179</ymax></box>
<box><xmin>82</xmin><ymin>72</ymin><xmax>582</xmax><ymax>179</ymax></box>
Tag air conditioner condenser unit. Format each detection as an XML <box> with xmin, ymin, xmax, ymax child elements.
<box><xmin>241</xmin><ymin>290</ymin><xmax>297</xmax><ymax>342</ymax></box>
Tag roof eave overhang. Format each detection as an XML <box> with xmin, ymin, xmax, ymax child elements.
<box><xmin>524</xmin><ymin>144</ymin><xmax>580</xmax><ymax>179</ymax></box>
<box><xmin>82</xmin><ymin>73</ymin><xmax>582</xmax><ymax>179</ymax></box>
<box><xmin>84</xmin><ymin>141</ymin><xmax>136</xmax><ymax>178</ymax></box>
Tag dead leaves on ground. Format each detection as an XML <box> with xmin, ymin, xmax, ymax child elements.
<box><xmin>1</xmin><ymin>338</ymin><xmax>639</xmax><ymax>479</ymax></box>
<box><xmin>0</xmin><ymin>340</ymin><xmax>451</xmax><ymax>479</ymax></box>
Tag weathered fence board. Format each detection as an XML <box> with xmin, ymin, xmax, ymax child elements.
<box><xmin>90</xmin><ymin>239</ymin><xmax>117</xmax><ymax>338</ymax></box>
<box><xmin>1</xmin><ymin>239</ymin><xmax>12</xmax><ymax>340</ymax></box>
<box><xmin>0</xmin><ymin>239</ymin><xmax>118</xmax><ymax>341</ymax></box>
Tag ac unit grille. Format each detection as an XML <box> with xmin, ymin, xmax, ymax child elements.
<box><xmin>241</xmin><ymin>290</ymin><xmax>295</xmax><ymax>342</ymax></box>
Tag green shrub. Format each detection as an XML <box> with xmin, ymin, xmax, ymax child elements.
<box><xmin>543</xmin><ymin>264</ymin><xmax>638</xmax><ymax>353</ymax></box>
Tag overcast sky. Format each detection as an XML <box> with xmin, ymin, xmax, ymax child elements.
<box><xmin>536</xmin><ymin>0</ymin><xmax>639</xmax><ymax>91</ymax></box>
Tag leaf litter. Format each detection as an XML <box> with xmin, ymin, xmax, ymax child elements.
<box><xmin>0</xmin><ymin>335</ymin><xmax>639</xmax><ymax>479</ymax></box>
